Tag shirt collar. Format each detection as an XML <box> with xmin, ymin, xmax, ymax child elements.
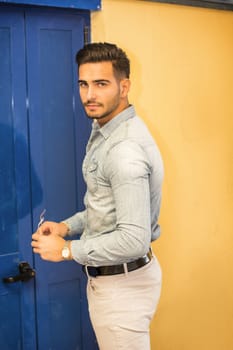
<box><xmin>93</xmin><ymin>105</ymin><xmax>136</xmax><ymax>140</ymax></box>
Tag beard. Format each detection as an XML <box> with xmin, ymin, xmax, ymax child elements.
<box><xmin>83</xmin><ymin>96</ymin><xmax>121</xmax><ymax>122</ymax></box>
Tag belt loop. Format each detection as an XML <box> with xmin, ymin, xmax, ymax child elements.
<box><xmin>123</xmin><ymin>263</ymin><xmax>128</xmax><ymax>275</ymax></box>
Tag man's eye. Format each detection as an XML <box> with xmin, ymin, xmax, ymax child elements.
<box><xmin>78</xmin><ymin>82</ymin><xmax>87</xmax><ymax>88</ymax></box>
<box><xmin>97</xmin><ymin>82</ymin><xmax>107</xmax><ymax>87</ymax></box>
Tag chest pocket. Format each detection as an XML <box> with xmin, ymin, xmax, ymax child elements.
<box><xmin>86</xmin><ymin>159</ymin><xmax>98</xmax><ymax>193</ymax></box>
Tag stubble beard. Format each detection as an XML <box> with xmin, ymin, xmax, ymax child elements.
<box><xmin>84</xmin><ymin>100</ymin><xmax>120</xmax><ymax>122</ymax></box>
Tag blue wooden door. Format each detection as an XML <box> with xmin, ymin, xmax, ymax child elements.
<box><xmin>0</xmin><ymin>6</ymin><xmax>97</xmax><ymax>350</ymax></box>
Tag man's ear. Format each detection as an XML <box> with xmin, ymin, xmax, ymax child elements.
<box><xmin>120</xmin><ymin>79</ymin><xmax>131</xmax><ymax>97</ymax></box>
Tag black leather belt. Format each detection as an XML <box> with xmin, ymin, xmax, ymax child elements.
<box><xmin>82</xmin><ymin>249</ymin><xmax>153</xmax><ymax>277</ymax></box>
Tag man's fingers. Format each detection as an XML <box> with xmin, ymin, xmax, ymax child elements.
<box><xmin>38</xmin><ymin>223</ymin><xmax>50</xmax><ymax>235</ymax></box>
<box><xmin>31</xmin><ymin>239</ymin><xmax>40</xmax><ymax>254</ymax></box>
<box><xmin>32</xmin><ymin>247</ymin><xmax>40</xmax><ymax>254</ymax></box>
<box><xmin>32</xmin><ymin>232</ymin><xmax>40</xmax><ymax>241</ymax></box>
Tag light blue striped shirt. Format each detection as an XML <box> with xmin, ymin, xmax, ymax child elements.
<box><xmin>64</xmin><ymin>105</ymin><xmax>163</xmax><ymax>266</ymax></box>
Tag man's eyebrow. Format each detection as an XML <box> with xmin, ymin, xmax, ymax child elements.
<box><xmin>78</xmin><ymin>79</ymin><xmax>110</xmax><ymax>83</ymax></box>
<box><xmin>93</xmin><ymin>79</ymin><xmax>110</xmax><ymax>83</ymax></box>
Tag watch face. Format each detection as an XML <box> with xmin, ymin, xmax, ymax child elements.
<box><xmin>62</xmin><ymin>247</ymin><xmax>70</xmax><ymax>259</ymax></box>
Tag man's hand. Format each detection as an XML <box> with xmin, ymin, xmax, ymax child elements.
<box><xmin>31</xmin><ymin>231</ymin><xmax>67</xmax><ymax>262</ymax></box>
<box><xmin>37</xmin><ymin>221</ymin><xmax>69</xmax><ymax>237</ymax></box>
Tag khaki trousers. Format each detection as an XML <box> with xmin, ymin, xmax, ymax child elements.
<box><xmin>86</xmin><ymin>254</ymin><xmax>162</xmax><ymax>350</ymax></box>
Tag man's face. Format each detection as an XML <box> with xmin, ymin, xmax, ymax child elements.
<box><xmin>78</xmin><ymin>61</ymin><xmax>129</xmax><ymax>126</ymax></box>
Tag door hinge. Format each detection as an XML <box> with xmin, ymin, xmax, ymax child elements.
<box><xmin>83</xmin><ymin>26</ymin><xmax>90</xmax><ymax>46</ymax></box>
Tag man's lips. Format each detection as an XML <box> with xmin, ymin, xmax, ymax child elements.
<box><xmin>85</xmin><ymin>103</ymin><xmax>102</xmax><ymax>110</ymax></box>
<box><xmin>86</xmin><ymin>104</ymin><xmax>99</xmax><ymax>107</ymax></box>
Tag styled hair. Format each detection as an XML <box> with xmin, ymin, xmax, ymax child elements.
<box><xmin>76</xmin><ymin>42</ymin><xmax>130</xmax><ymax>79</ymax></box>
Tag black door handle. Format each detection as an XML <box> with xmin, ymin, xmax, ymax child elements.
<box><xmin>3</xmin><ymin>262</ymin><xmax>35</xmax><ymax>283</ymax></box>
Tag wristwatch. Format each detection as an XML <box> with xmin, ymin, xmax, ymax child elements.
<box><xmin>62</xmin><ymin>241</ymin><xmax>71</xmax><ymax>260</ymax></box>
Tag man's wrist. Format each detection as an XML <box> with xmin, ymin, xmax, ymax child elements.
<box><xmin>60</xmin><ymin>221</ymin><xmax>70</xmax><ymax>237</ymax></box>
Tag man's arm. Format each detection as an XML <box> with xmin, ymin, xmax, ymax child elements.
<box><xmin>70</xmin><ymin>140</ymin><xmax>153</xmax><ymax>266</ymax></box>
<box><xmin>31</xmin><ymin>210</ymin><xmax>86</xmax><ymax>261</ymax></box>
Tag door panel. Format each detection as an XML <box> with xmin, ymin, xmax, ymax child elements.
<box><xmin>0</xmin><ymin>10</ymin><xmax>37</xmax><ymax>350</ymax></box>
<box><xmin>26</xmin><ymin>9</ymin><xmax>96</xmax><ymax>350</ymax></box>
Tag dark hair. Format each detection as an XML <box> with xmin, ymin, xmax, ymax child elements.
<box><xmin>76</xmin><ymin>42</ymin><xmax>130</xmax><ymax>79</ymax></box>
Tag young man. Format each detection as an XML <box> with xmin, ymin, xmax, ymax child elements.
<box><xmin>32</xmin><ymin>42</ymin><xmax>163</xmax><ymax>350</ymax></box>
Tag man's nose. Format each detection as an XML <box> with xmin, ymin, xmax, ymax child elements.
<box><xmin>86</xmin><ymin>86</ymin><xmax>96</xmax><ymax>100</ymax></box>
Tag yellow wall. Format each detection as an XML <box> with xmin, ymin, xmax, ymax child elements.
<box><xmin>91</xmin><ymin>1</ymin><xmax>233</xmax><ymax>349</ymax></box>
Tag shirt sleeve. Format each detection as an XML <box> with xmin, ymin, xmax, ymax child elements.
<box><xmin>70</xmin><ymin>140</ymin><xmax>153</xmax><ymax>266</ymax></box>
<box><xmin>62</xmin><ymin>209</ymin><xmax>86</xmax><ymax>236</ymax></box>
